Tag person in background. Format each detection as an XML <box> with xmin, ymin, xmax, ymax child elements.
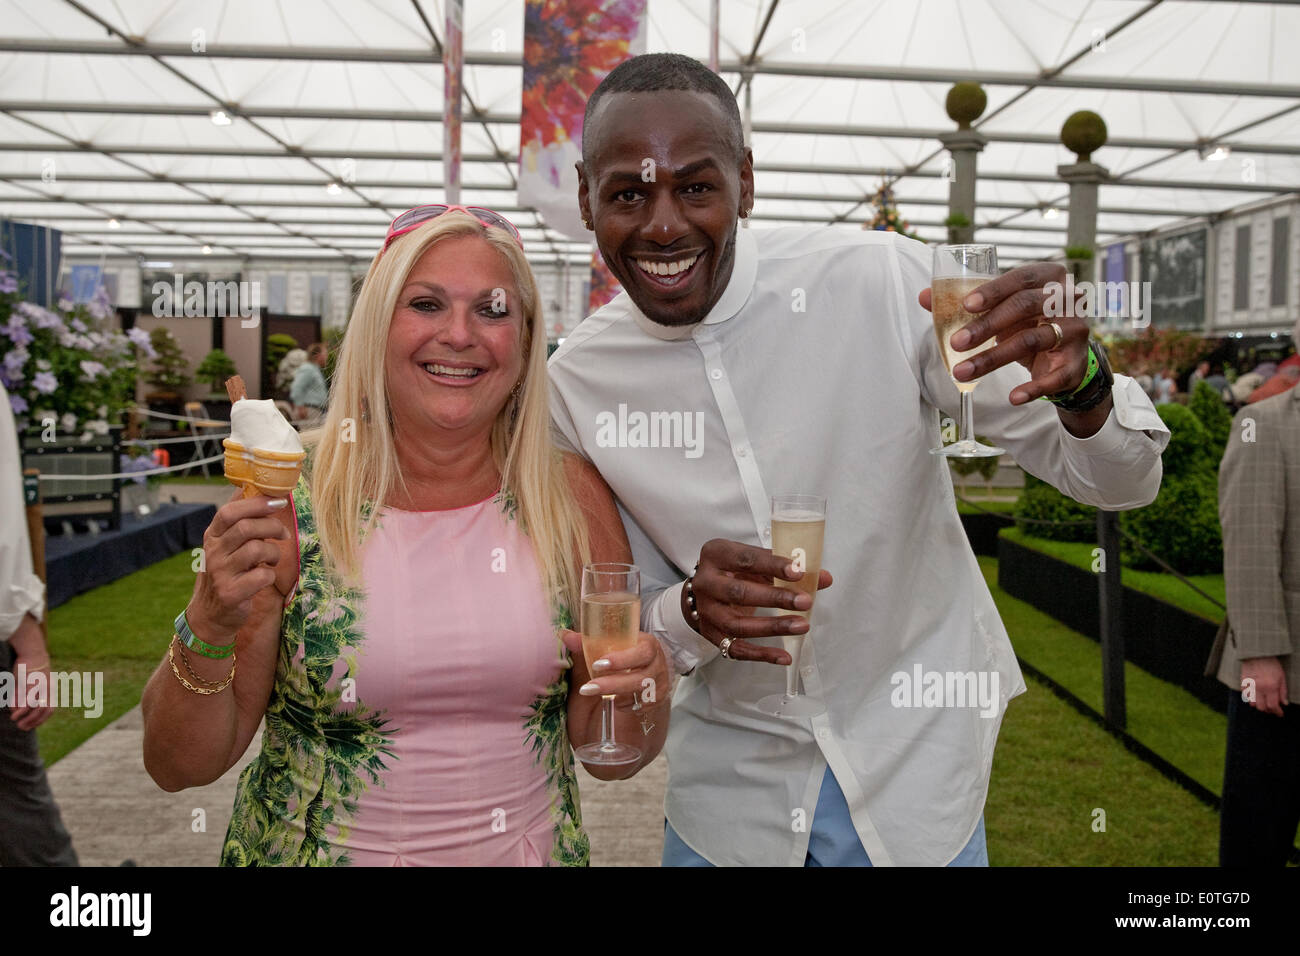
<box><xmin>1153</xmin><ymin>368</ymin><xmax>1176</xmax><ymax>405</ymax></box>
<box><xmin>1188</xmin><ymin>359</ymin><xmax>1210</xmax><ymax>392</ymax></box>
<box><xmin>0</xmin><ymin>382</ymin><xmax>78</xmax><ymax>866</ymax></box>
<box><xmin>1208</xmin><ymin>355</ymin><xmax>1300</xmax><ymax>866</ymax></box>
<box><xmin>1247</xmin><ymin>322</ymin><xmax>1300</xmax><ymax>404</ymax></box>
<box><xmin>290</xmin><ymin>342</ymin><xmax>329</xmax><ymax>422</ymax></box>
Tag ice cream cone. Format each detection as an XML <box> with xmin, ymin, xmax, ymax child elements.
<box><xmin>223</xmin><ymin>439</ymin><xmax>304</xmax><ymax>498</ymax></box>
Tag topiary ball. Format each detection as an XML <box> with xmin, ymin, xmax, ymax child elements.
<box><xmin>1061</xmin><ymin>111</ymin><xmax>1107</xmax><ymax>161</ymax></box>
<box><xmin>945</xmin><ymin>83</ymin><xmax>987</xmax><ymax>129</ymax></box>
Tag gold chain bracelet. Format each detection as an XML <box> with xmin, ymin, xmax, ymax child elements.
<box><xmin>168</xmin><ymin>638</ymin><xmax>236</xmax><ymax>695</ymax></box>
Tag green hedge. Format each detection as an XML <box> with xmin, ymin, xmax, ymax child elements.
<box><xmin>1188</xmin><ymin>379</ymin><xmax>1232</xmax><ymax>464</ymax></box>
<box><xmin>1014</xmin><ymin>399</ymin><xmax>1225</xmax><ymax>574</ymax></box>
<box><xmin>1014</xmin><ymin>472</ymin><xmax>1097</xmax><ymax>542</ymax></box>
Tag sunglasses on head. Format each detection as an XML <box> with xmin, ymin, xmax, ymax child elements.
<box><xmin>381</xmin><ymin>204</ymin><xmax>524</xmax><ymax>256</ymax></box>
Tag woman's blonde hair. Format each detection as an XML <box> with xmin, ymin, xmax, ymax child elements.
<box><xmin>307</xmin><ymin>211</ymin><xmax>589</xmax><ymax>615</ymax></box>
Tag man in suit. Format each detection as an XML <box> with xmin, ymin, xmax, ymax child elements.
<box><xmin>1209</xmin><ymin>321</ymin><xmax>1300</xmax><ymax>865</ymax></box>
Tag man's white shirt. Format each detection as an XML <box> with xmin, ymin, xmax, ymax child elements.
<box><xmin>549</xmin><ymin>225</ymin><xmax>1169</xmax><ymax>866</ymax></box>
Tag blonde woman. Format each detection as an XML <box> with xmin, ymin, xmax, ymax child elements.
<box><xmin>141</xmin><ymin>206</ymin><xmax>669</xmax><ymax>866</ymax></box>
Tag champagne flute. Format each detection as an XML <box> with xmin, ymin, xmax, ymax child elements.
<box><xmin>930</xmin><ymin>243</ymin><xmax>1005</xmax><ymax>459</ymax></box>
<box><xmin>574</xmin><ymin>563</ymin><xmax>642</xmax><ymax>766</ymax></box>
<box><xmin>756</xmin><ymin>494</ymin><xmax>827</xmax><ymax>719</ymax></box>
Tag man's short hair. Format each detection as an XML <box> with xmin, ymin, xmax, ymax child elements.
<box><xmin>307</xmin><ymin>342</ymin><xmax>327</xmax><ymax>360</ymax></box>
<box><xmin>582</xmin><ymin>53</ymin><xmax>746</xmax><ymax>168</ymax></box>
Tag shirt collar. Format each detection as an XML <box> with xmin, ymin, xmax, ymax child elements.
<box><xmin>628</xmin><ymin>225</ymin><xmax>758</xmax><ymax>341</ymax></box>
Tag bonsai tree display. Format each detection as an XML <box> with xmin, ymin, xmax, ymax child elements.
<box><xmin>145</xmin><ymin>326</ymin><xmax>191</xmax><ymax>398</ymax></box>
<box><xmin>195</xmin><ymin>348</ymin><xmax>238</xmax><ymax>396</ymax></box>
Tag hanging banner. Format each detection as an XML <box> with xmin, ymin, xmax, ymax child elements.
<box><xmin>589</xmin><ymin>247</ymin><xmax>621</xmax><ymax>312</ymax></box>
<box><xmin>444</xmin><ymin>0</ymin><xmax>464</xmax><ymax>205</ymax></box>
<box><xmin>519</xmin><ymin>0</ymin><xmax>646</xmax><ymax>241</ymax></box>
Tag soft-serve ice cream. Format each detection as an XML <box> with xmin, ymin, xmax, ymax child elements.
<box><xmin>230</xmin><ymin>399</ymin><xmax>303</xmax><ymax>455</ymax></box>
<box><xmin>222</xmin><ymin>376</ymin><xmax>305</xmax><ymax>497</ymax></box>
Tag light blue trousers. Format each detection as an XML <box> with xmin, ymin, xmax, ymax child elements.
<box><xmin>663</xmin><ymin>766</ymin><xmax>989</xmax><ymax>866</ymax></box>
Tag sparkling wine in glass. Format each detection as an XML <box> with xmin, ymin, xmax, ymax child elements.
<box><xmin>756</xmin><ymin>494</ymin><xmax>827</xmax><ymax>719</ymax></box>
<box><xmin>574</xmin><ymin>563</ymin><xmax>642</xmax><ymax>766</ymax></box>
<box><xmin>931</xmin><ymin>243</ymin><xmax>1004</xmax><ymax>459</ymax></box>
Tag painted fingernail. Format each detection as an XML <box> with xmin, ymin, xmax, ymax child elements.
<box><xmin>964</xmin><ymin>292</ymin><xmax>984</xmax><ymax>311</ymax></box>
<box><xmin>953</xmin><ymin>361</ymin><xmax>973</xmax><ymax>379</ymax></box>
<box><xmin>267</xmin><ymin>499</ymin><xmax>289</xmax><ymax>510</ymax></box>
<box><xmin>592</xmin><ymin>658</ymin><xmax>611</xmax><ymax>671</ymax></box>
<box><xmin>579</xmin><ymin>681</ymin><xmax>601</xmax><ymax>696</ymax></box>
<box><xmin>950</xmin><ymin>329</ymin><xmax>970</xmax><ymax>349</ymax></box>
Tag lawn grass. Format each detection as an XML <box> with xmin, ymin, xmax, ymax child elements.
<box><xmin>979</xmin><ymin>555</ymin><xmax>1227</xmax><ymax>795</ymax></box>
<box><xmin>955</xmin><ymin>496</ymin><xmax>1020</xmax><ymax>515</ymax></box>
<box><xmin>987</xmin><ymin>671</ymin><xmax>1220</xmax><ymax>865</ymax></box>
<box><xmin>38</xmin><ymin>550</ymin><xmax>194</xmax><ymax>765</ymax></box>
<box><xmin>999</xmin><ymin>526</ymin><xmax>1225</xmax><ymax>624</ymax></box>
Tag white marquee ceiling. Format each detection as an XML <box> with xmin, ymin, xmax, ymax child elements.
<box><xmin>0</xmin><ymin>0</ymin><xmax>1297</xmax><ymax>269</ymax></box>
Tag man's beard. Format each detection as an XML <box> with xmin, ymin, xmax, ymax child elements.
<box><xmin>637</xmin><ymin>223</ymin><xmax>737</xmax><ymax>328</ymax></box>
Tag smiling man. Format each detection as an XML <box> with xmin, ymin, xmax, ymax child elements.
<box><xmin>548</xmin><ymin>53</ymin><xmax>1170</xmax><ymax>866</ymax></box>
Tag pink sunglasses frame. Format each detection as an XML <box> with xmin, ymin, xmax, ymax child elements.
<box><xmin>380</xmin><ymin>204</ymin><xmax>525</xmax><ymax>256</ymax></box>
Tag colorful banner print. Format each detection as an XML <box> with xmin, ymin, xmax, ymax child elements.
<box><xmin>444</xmin><ymin>0</ymin><xmax>463</xmax><ymax>205</ymax></box>
<box><xmin>589</xmin><ymin>247</ymin><xmax>621</xmax><ymax>312</ymax></box>
<box><xmin>518</xmin><ymin>0</ymin><xmax>646</xmax><ymax>241</ymax></box>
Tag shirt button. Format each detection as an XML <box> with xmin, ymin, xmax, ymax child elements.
<box><xmin>710</xmin><ymin>368</ymin><xmax>723</xmax><ymax>380</ymax></box>
<box><xmin>816</xmin><ymin>728</ymin><xmax>831</xmax><ymax>741</ymax></box>
<box><xmin>736</xmin><ymin>445</ymin><xmax>748</xmax><ymax>458</ymax></box>
<box><xmin>762</xmin><ymin>526</ymin><xmax>771</xmax><ymax>541</ymax></box>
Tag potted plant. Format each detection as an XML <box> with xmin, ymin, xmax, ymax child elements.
<box><xmin>195</xmin><ymin>348</ymin><xmax>239</xmax><ymax>420</ymax></box>
<box><xmin>144</xmin><ymin>326</ymin><xmax>191</xmax><ymax>413</ymax></box>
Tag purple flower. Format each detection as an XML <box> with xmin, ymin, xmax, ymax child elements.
<box><xmin>8</xmin><ymin>392</ymin><xmax>27</xmax><ymax>415</ymax></box>
<box><xmin>0</xmin><ymin>273</ymin><xmax>16</xmax><ymax>294</ymax></box>
<box><xmin>69</xmin><ymin>317</ymin><xmax>87</xmax><ymax>333</ymax></box>
<box><xmin>32</xmin><ymin>370</ymin><xmax>57</xmax><ymax>394</ymax></box>
<box><xmin>3</xmin><ymin>348</ymin><xmax>27</xmax><ymax>373</ymax></box>
<box><xmin>89</xmin><ymin>286</ymin><xmax>113</xmax><ymax>320</ymax></box>
<box><xmin>78</xmin><ymin>359</ymin><xmax>106</xmax><ymax>380</ymax></box>
<box><xmin>19</xmin><ymin>303</ymin><xmax>64</xmax><ymax>330</ymax></box>
<box><xmin>2</xmin><ymin>316</ymin><xmax>32</xmax><ymax>347</ymax></box>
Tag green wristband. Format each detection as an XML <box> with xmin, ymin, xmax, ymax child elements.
<box><xmin>1044</xmin><ymin>344</ymin><xmax>1099</xmax><ymax>404</ymax></box>
<box><xmin>175</xmin><ymin>610</ymin><xmax>236</xmax><ymax>659</ymax></box>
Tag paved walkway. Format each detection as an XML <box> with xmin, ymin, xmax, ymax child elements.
<box><xmin>45</xmin><ymin>705</ymin><xmax>667</xmax><ymax>867</ymax></box>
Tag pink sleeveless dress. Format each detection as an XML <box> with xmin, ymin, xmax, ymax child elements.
<box><xmin>222</xmin><ymin>481</ymin><xmax>589</xmax><ymax>867</ymax></box>
<box><xmin>342</xmin><ymin>496</ymin><xmax>568</xmax><ymax>864</ymax></box>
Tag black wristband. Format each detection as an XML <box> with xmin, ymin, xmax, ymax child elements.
<box><xmin>1051</xmin><ymin>340</ymin><xmax>1114</xmax><ymax>414</ymax></box>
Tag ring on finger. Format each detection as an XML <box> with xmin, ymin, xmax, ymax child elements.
<box><xmin>719</xmin><ymin>636</ymin><xmax>735</xmax><ymax>659</ymax></box>
<box><xmin>1046</xmin><ymin>321</ymin><xmax>1064</xmax><ymax>351</ymax></box>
